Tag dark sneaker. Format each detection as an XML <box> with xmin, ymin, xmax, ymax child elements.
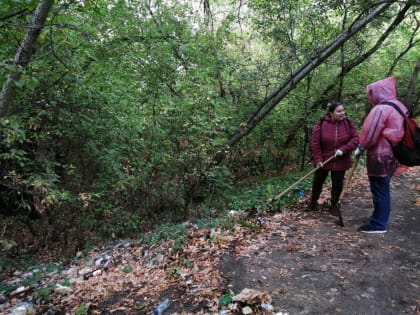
<box><xmin>305</xmin><ymin>202</ymin><xmax>319</xmax><ymax>212</ymax></box>
<box><xmin>330</xmin><ymin>204</ymin><xmax>340</xmax><ymax>216</ymax></box>
<box><xmin>330</xmin><ymin>209</ymin><xmax>339</xmax><ymax>217</ymax></box>
<box><xmin>359</xmin><ymin>225</ymin><xmax>387</xmax><ymax>234</ymax></box>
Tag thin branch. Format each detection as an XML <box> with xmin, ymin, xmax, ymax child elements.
<box><xmin>0</xmin><ymin>9</ymin><xmax>30</xmax><ymax>22</ymax></box>
<box><xmin>213</xmin><ymin>1</ymin><xmax>394</xmax><ymax>165</ymax></box>
<box><xmin>281</xmin><ymin>2</ymin><xmax>413</xmax><ymax>150</ymax></box>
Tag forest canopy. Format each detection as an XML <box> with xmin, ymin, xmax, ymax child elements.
<box><xmin>0</xmin><ymin>0</ymin><xmax>419</xmax><ymax>251</ymax></box>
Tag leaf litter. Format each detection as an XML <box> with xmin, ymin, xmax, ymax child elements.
<box><xmin>1</xmin><ymin>167</ymin><xmax>419</xmax><ymax>314</ymax></box>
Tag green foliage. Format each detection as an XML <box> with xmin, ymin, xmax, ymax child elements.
<box><xmin>85</xmin><ymin>203</ymin><xmax>144</xmax><ymax>241</ymax></box>
<box><xmin>172</xmin><ymin>240</ymin><xmax>183</xmax><ymax>253</ymax></box>
<box><xmin>238</xmin><ymin>218</ymin><xmax>264</xmax><ymax>232</ymax></box>
<box><xmin>41</xmin><ymin>263</ymin><xmax>64</xmax><ymax>274</ymax></box>
<box><xmin>0</xmin><ymin>282</ymin><xmax>17</xmax><ymax>294</ymax></box>
<box><xmin>180</xmin><ymin>256</ymin><xmax>193</xmax><ymax>268</ymax></box>
<box><xmin>60</xmin><ymin>278</ymin><xmax>71</xmax><ymax>287</ymax></box>
<box><xmin>226</xmin><ymin>170</ymin><xmax>312</xmax><ymax>212</ymax></box>
<box><xmin>147</xmin><ymin>223</ymin><xmax>188</xmax><ymax>244</ymax></box>
<box><xmin>0</xmin><ymin>0</ymin><xmax>418</xmax><ymax>257</ymax></box>
<box><xmin>22</xmin><ymin>272</ymin><xmax>43</xmax><ymax>287</ymax></box>
<box><xmin>218</xmin><ymin>292</ymin><xmax>233</xmax><ymax>306</ymax></box>
<box><xmin>120</xmin><ymin>265</ymin><xmax>133</xmax><ymax>273</ymax></box>
<box><xmin>34</xmin><ymin>285</ymin><xmax>55</xmax><ymax>303</ymax></box>
<box><xmin>0</xmin><ymin>260</ymin><xmax>65</xmax><ymax>295</ymax></box>
<box><xmin>194</xmin><ymin>210</ymin><xmax>232</xmax><ymax>230</ymax></box>
<box><xmin>167</xmin><ymin>267</ymin><xmax>183</xmax><ymax>278</ymax></box>
<box><xmin>75</xmin><ymin>304</ymin><xmax>87</xmax><ymax>315</ymax></box>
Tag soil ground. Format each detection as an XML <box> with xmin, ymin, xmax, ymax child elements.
<box><xmin>1</xmin><ymin>166</ymin><xmax>419</xmax><ymax>315</ymax></box>
<box><xmin>218</xmin><ymin>166</ymin><xmax>420</xmax><ymax>315</ymax></box>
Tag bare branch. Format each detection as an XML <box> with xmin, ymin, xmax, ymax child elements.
<box><xmin>213</xmin><ymin>1</ymin><xmax>395</xmax><ymax>164</ymax></box>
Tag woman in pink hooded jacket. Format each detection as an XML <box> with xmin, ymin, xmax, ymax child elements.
<box><xmin>356</xmin><ymin>76</ymin><xmax>408</xmax><ymax>234</ymax></box>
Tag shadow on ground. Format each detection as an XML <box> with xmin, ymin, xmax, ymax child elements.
<box><xmin>218</xmin><ymin>167</ymin><xmax>420</xmax><ymax>315</ymax></box>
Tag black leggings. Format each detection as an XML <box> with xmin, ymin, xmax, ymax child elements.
<box><xmin>311</xmin><ymin>169</ymin><xmax>345</xmax><ymax>204</ymax></box>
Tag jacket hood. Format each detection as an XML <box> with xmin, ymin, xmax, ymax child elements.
<box><xmin>323</xmin><ymin>114</ymin><xmax>332</xmax><ymax>121</ymax></box>
<box><xmin>366</xmin><ymin>76</ymin><xmax>397</xmax><ymax>106</ymax></box>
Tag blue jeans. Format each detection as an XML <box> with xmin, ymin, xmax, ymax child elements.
<box><xmin>368</xmin><ymin>175</ymin><xmax>392</xmax><ymax>229</ymax></box>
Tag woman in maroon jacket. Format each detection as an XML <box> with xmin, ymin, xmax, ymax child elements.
<box><xmin>308</xmin><ymin>102</ymin><xmax>359</xmax><ymax>214</ymax></box>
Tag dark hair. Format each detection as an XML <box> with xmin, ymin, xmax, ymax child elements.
<box><xmin>328</xmin><ymin>101</ymin><xmax>343</xmax><ymax>113</ymax></box>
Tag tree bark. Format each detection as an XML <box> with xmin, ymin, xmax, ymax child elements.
<box><xmin>404</xmin><ymin>57</ymin><xmax>420</xmax><ymax>115</ymax></box>
<box><xmin>213</xmin><ymin>1</ymin><xmax>394</xmax><ymax>164</ymax></box>
<box><xmin>313</xmin><ymin>2</ymin><xmax>412</xmax><ymax>111</ymax></box>
<box><xmin>281</xmin><ymin>1</ymin><xmax>413</xmax><ymax>151</ymax></box>
<box><xmin>387</xmin><ymin>14</ymin><xmax>420</xmax><ymax>77</ymax></box>
<box><xmin>0</xmin><ymin>0</ymin><xmax>54</xmax><ymax>117</ymax></box>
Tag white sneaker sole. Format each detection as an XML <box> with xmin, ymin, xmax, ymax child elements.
<box><xmin>360</xmin><ymin>229</ymin><xmax>387</xmax><ymax>234</ymax></box>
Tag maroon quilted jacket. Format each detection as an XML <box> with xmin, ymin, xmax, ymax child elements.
<box><xmin>311</xmin><ymin>115</ymin><xmax>359</xmax><ymax>171</ymax></box>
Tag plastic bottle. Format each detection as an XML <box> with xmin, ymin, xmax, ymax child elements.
<box><xmin>261</xmin><ymin>302</ymin><xmax>274</xmax><ymax>311</ymax></box>
<box><xmin>153</xmin><ymin>298</ymin><xmax>170</xmax><ymax>315</ymax></box>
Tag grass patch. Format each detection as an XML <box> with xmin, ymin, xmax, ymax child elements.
<box><xmin>224</xmin><ymin>168</ymin><xmax>316</xmax><ymax>212</ymax></box>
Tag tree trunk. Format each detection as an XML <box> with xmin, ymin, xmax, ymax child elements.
<box><xmin>280</xmin><ymin>2</ymin><xmax>413</xmax><ymax>151</ymax></box>
<box><xmin>213</xmin><ymin>1</ymin><xmax>394</xmax><ymax>164</ymax></box>
<box><xmin>387</xmin><ymin>17</ymin><xmax>420</xmax><ymax>77</ymax></box>
<box><xmin>313</xmin><ymin>2</ymin><xmax>412</xmax><ymax>111</ymax></box>
<box><xmin>404</xmin><ymin>57</ymin><xmax>420</xmax><ymax>115</ymax></box>
<box><xmin>0</xmin><ymin>0</ymin><xmax>54</xmax><ymax>117</ymax></box>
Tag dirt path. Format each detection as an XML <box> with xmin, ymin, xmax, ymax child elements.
<box><xmin>1</xmin><ymin>167</ymin><xmax>419</xmax><ymax>315</ymax></box>
<box><xmin>218</xmin><ymin>167</ymin><xmax>420</xmax><ymax>315</ymax></box>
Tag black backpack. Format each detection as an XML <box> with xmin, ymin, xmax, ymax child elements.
<box><xmin>383</xmin><ymin>101</ymin><xmax>420</xmax><ymax>166</ymax></box>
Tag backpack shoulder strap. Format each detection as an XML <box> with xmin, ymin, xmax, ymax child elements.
<box><xmin>382</xmin><ymin>101</ymin><xmax>406</xmax><ymax>118</ymax></box>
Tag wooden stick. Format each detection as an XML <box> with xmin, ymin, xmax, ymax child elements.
<box><xmin>339</xmin><ymin>154</ymin><xmax>361</xmax><ymax>201</ymax></box>
<box><xmin>273</xmin><ymin>154</ymin><xmax>336</xmax><ymax>201</ymax></box>
<box><xmin>336</xmin><ymin>154</ymin><xmax>361</xmax><ymax>227</ymax></box>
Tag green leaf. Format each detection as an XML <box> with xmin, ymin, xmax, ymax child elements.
<box><xmin>218</xmin><ymin>293</ymin><xmax>233</xmax><ymax>306</ymax></box>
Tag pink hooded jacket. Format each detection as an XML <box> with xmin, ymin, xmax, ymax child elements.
<box><xmin>360</xmin><ymin>76</ymin><xmax>408</xmax><ymax>176</ymax></box>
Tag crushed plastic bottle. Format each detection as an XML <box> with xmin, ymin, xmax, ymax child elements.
<box><xmin>153</xmin><ymin>298</ymin><xmax>170</xmax><ymax>315</ymax></box>
<box><xmin>261</xmin><ymin>302</ymin><xmax>274</xmax><ymax>311</ymax></box>
<box><xmin>9</xmin><ymin>302</ymin><xmax>36</xmax><ymax>315</ymax></box>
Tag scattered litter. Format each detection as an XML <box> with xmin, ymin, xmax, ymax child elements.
<box><xmin>153</xmin><ymin>298</ymin><xmax>170</xmax><ymax>314</ymax></box>
<box><xmin>232</xmin><ymin>288</ymin><xmax>272</xmax><ymax>305</ymax></box>
<box><xmin>9</xmin><ymin>302</ymin><xmax>35</xmax><ymax>315</ymax></box>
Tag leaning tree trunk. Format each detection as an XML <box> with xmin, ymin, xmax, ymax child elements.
<box><xmin>404</xmin><ymin>57</ymin><xmax>420</xmax><ymax>115</ymax></box>
<box><xmin>281</xmin><ymin>2</ymin><xmax>413</xmax><ymax>149</ymax></box>
<box><xmin>0</xmin><ymin>0</ymin><xmax>54</xmax><ymax>117</ymax></box>
<box><xmin>213</xmin><ymin>1</ymin><xmax>394</xmax><ymax>165</ymax></box>
<box><xmin>387</xmin><ymin>14</ymin><xmax>420</xmax><ymax>78</ymax></box>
